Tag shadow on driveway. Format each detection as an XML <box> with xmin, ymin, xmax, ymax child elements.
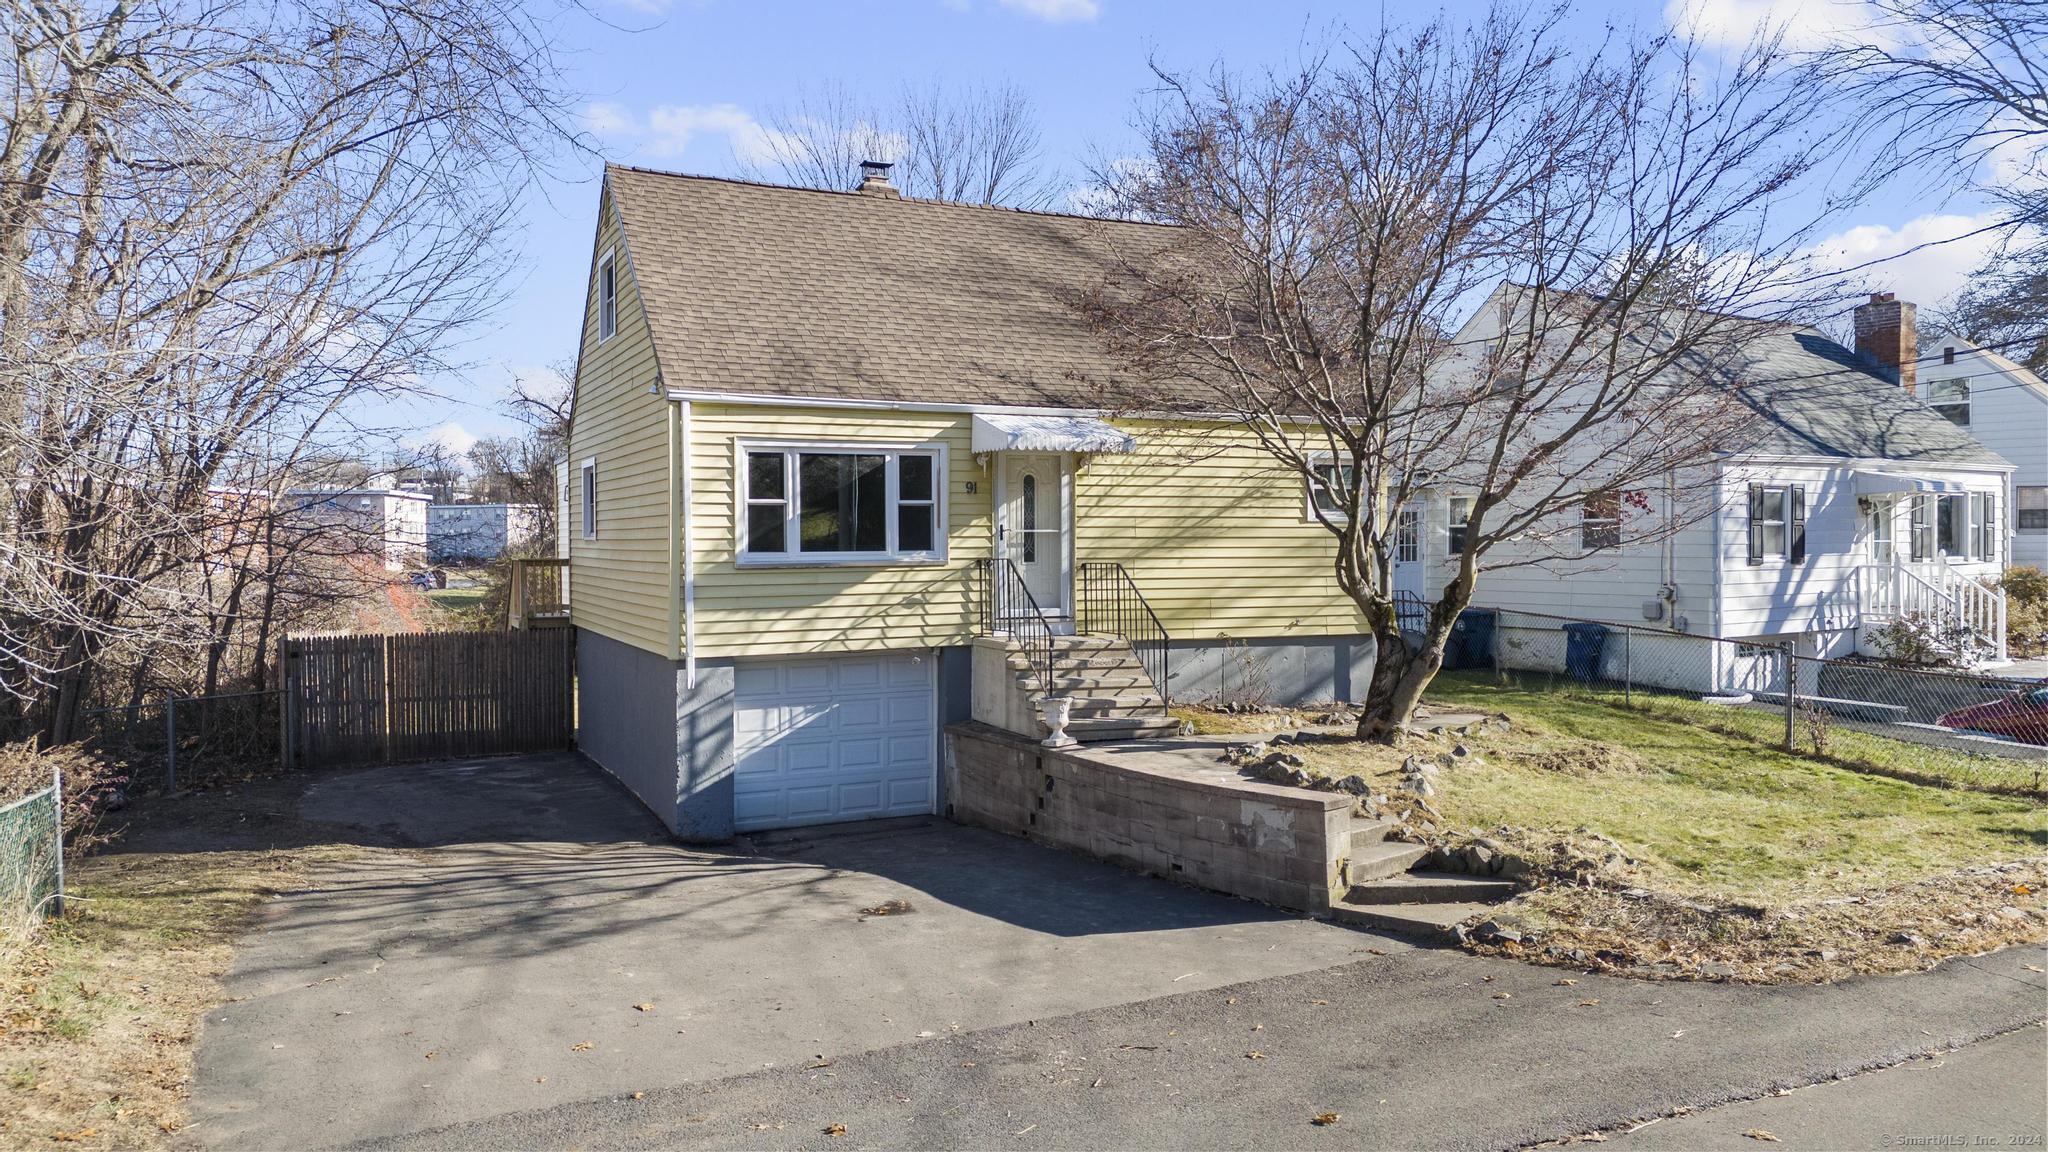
<box><xmin>188</xmin><ymin>751</ymin><xmax>1381</xmax><ymax>1149</ymax></box>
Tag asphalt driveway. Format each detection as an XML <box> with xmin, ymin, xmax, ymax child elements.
<box><xmin>188</xmin><ymin>753</ymin><xmax>1377</xmax><ymax>1148</ymax></box>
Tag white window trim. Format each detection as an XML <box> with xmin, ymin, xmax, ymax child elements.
<box><xmin>1925</xmin><ymin>377</ymin><xmax>1970</xmax><ymax>426</ymax></box>
<box><xmin>1446</xmin><ymin>493</ymin><xmax>1473</xmax><ymax>557</ymax></box>
<box><xmin>596</xmin><ymin>248</ymin><xmax>618</xmax><ymax>343</ymax></box>
<box><xmin>580</xmin><ymin>457</ymin><xmax>597</xmax><ymax>540</ymax></box>
<box><xmin>734</xmin><ymin>440</ymin><xmax>948</xmax><ymax>567</ymax></box>
<box><xmin>1302</xmin><ymin>453</ymin><xmax>1355</xmax><ymax>523</ymax></box>
<box><xmin>1580</xmin><ymin>491</ymin><xmax>1623</xmax><ymax>550</ymax></box>
<box><xmin>2018</xmin><ymin>485</ymin><xmax>2048</xmax><ymax>536</ymax></box>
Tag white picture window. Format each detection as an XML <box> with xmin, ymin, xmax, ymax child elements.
<box><xmin>739</xmin><ymin>445</ymin><xmax>944</xmax><ymax>563</ymax></box>
<box><xmin>1925</xmin><ymin>377</ymin><xmax>1969</xmax><ymax>426</ymax></box>
<box><xmin>1580</xmin><ymin>491</ymin><xmax>1622</xmax><ymax>550</ymax></box>
<box><xmin>2020</xmin><ymin>486</ymin><xmax>2048</xmax><ymax>535</ymax></box>
<box><xmin>597</xmin><ymin>251</ymin><xmax>618</xmax><ymax>342</ymax></box>
<box><xmin>580</xmin><ymin>459</ymin><xmax>597</xmax><ymax>540</ymax></box>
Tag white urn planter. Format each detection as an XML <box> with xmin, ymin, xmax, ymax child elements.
<box><xmin>1039</xmin><ymin>695</ymin><xmax>1078</xmax><ymax>748</ymax></box>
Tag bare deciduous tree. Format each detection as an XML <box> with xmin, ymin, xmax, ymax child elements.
<box><xmin>1080</xmin><ymin>6</ymin><xmax>1846</xmax><ymax>737</ymax></box>
<box><xmin>0</xmin><ymin>0</ymin><xmax>579</xmax><ymax>741</ymax></box>
<box><xmin>1827</xmin><ymin>0</ymin><xmax>2047</xmax><ymax>368</ymax></box>
<box><xmin>751</xmin><ymin>80</ymin><xmax>1054</xmax><ymax>206</ymax></box>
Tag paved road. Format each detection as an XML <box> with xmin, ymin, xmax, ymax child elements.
<box><xmin>365</xmin><ymin>945</ymin><xmax>2045</xmax><ymax>1151</ymax></box>
<box><xmin>1614</xmin><ymin>1023</ymin><xmax>2047</xmax><ymax>1150</ymax></box>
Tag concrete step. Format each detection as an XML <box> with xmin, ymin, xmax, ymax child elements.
<box><xmin>1044</xmin><ymin>671</ymin><xmax>1155</xmax><ymax>692</ymax></box>
<box><xmin>1343</xmin><ymin>841</ymin><xmax>1432</xmax><ymax>885</ymax></box>
<box><xmin>1066</xmin><ymin>716</ymin><xmax>1182</xmax><ymax>742</ymax></box>
<box><xmin>1345</xmin><ymin>871</ymin><xmax>1520</xmax><ymax>905</ymax></box>
<box><xmin>1328</xmin><ymin>899</ymin><xmax>1495</xmax><ymax>937</ymax></box>
<box><xmin>1009</xmin><ymin>654</ymin><xmax>1145</xmax><ymax>674</ymax></box>
<box><xmin>1048</xmin><ymin>694</ymin><xmax>1168</xmax><ymax>719</ymax></box>
<box><xmin>1347</xmin><ymin>818</ymin><xmax>1400</xmax><ymax>851</ymax></box>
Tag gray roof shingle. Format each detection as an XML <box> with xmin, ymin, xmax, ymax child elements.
<box><xmin>605</xmin><ymin>165</ymin><xmax>1173</xmax><ymax>408</ymax></box>
<box><xmin>1717</xmin><ymin>326</ymin><xmax>2006</xmax><ymax>466</ymax></box>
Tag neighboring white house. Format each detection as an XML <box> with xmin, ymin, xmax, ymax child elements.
<box><xmin>1915</xmin><ymin>329</ymin><xmax>2048</xmax><ymax>570</ymax></box>
<box><xmin>1399</xmin><ymin>291</ymin><xmax>2016</xmax><ymax>665</ymax></box>
<box><xmin>286</xmin><ymin>486</ymin><xmax>430</xmax><ymax>572</ymax></box>
<box><xmin>427</xmin><ymin>503</ymin><xmax>543</xmax><ymax>563</ymax></box>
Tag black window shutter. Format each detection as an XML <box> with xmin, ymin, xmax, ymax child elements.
<box><xmin>1746</xmin><ymin>485</ymin><xmax>1764</xmax><ymax>565</ymax></box>
<box><xmin>1789</xmin><ymin>486</ymin><xmax>1807</xmax><ymax>564</ymax></box>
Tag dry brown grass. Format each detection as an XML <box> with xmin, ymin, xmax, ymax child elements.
<box><xmin>0</xmin><ymin>845</ymin><xmax>364</xmax><ymax>1150</ymax></box>
<box><xmin>0</xmin><ymin>775</ymin><xmax>380</xmax><ymax>1150</ymax></box>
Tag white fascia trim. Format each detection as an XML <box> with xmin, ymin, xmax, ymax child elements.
<box><xmin>661</xmin><ymin>387</ymin><xmax>1324</xmax><ymax>426</ymax></box>
<box><xmin>1719</xmin><ymin>452</ymin><xmax>2015</xmax><ymax>475</ymax></box>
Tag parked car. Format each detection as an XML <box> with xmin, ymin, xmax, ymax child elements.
<box><xmin>1937</xmin><ymin>684</ymin><xmax>2048</xmax><ymax>745</ymax></box>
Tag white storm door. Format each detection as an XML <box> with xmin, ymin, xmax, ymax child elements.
<box><xmin>1000</xmin><ymin>453</ymin><xmax>1068</xmax><ymax>615</ymax></box>
<box><xmin>731</xmin><ymin>653</ymin><xmax>937</xmax><ymax>832</ymax></box>
<box><xmin>1392</xmin><ymin>502</ymin><xmax>1425</xmax><ymax>600</ymax></box>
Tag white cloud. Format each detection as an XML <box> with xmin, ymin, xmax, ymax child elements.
<box><xmin>580</xmin><ymin>101</ymin><xmax>638</xmax><ymax>138</ymax></box>
<box><xmin>580</xmin><ymin>100</ymin><xmax>802</xmax><ymax>166</ymax></box>
<box><xmin>409</xmin><ymin>421</ymin><xmax>478</xmax><ymax>457</ymax></box>
<box><xmin>1664</xmin><ymin>0</ymin><xmax>1880</xmax><ymax>52</ymax></box>
<box><xmin>1803</xmin><ymin>211</ymin><xmax>2004</xmax><ymax>307</ymax></box>
<box><xmin>998</xmin><ymin>0</ymin><xmax>1099</xmax><ymax>24</ymax></box>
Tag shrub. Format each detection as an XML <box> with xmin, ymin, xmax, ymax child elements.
<box><xmin>1998</xmin><ymin>565</ymin><xmax>2048</xmax><ymax>658</ymax></box>
<box><xmin>0</xmin><ymin>741</ymin><xmax>127</xmax><ymax>856</ymax></box>
<box><xmin>1868</xmin><ymin>612</ymin><xmax>1981</xmax><ymax>667</ymax></box>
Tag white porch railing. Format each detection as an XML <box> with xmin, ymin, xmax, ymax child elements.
<box><xmin>1861</xmin><ymin>557</ymin><xmax>2007</xmax><ymax>662</ymax></box>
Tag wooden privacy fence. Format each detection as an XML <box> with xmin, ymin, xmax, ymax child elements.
<box><xmin>282</xmin><ymin>629</ymin><xmax>575</xmax><ymax>768</ymax></box>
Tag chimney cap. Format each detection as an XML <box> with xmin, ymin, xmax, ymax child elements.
<box><xmin>855</xmin><ymin>159</ymin><xmax>901</xmax><ymax>198</ymax></box>
<box><xmin>1869</xmin><ymin>291</ymin><xmax>1895</xmax><ymax>305</ymax></box>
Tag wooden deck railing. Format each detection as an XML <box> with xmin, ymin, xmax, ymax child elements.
<box><xmin>507</xmin><ymin>558</ymin><xmax>570</xmax><ymax>629</ymax></box>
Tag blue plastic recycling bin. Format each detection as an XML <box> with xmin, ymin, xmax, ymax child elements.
<box><xmin>1561</xmin><ymin>621</ymin><xmax>1609</xmax><ymax>682</ymax></box>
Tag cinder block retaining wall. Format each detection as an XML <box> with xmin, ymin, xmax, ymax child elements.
<box><xmin>945</xmin><ymin>722</ymin><xmax>1351</xmax><ymax>914</ymax></box>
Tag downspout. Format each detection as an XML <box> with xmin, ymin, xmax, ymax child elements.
<box><xmin>670</xmin><ymin>397</ymin><xmax>697</xmax><ymax>688</ymax></box>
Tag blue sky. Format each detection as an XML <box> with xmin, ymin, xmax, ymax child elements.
<box><xmin>397</xmin><ymin>0</ymin><xmax>2012</xmax><ymax>456</ymax></box>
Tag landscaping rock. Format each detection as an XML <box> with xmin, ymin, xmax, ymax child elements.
<box><xmin>1471</xmin><ymin>920</ymin><xmax>1522</xmax><ymax>945</ymax></box>
<box><xmin>1409</xmin><ymin>775</ymin><xmax>1436</xmax><ymax>797</ymax></box>
<box><xmin>1888</xmin><ymin>931</ymin><xmax>1927</xmax><ymax>947</ymax></box>
<box><xmin>1264</xmin><ymin>751</ymin><xmax>1306</xmax><ymax>770</ymax></box>
<box><xmin>1463</xmin><ymin>844</ymin><xmax>1498</xmax><ymax>873</ymax></box>
<box><xmin>1331</xmin><ymin>773</ymin><xmax>1373</xmax><ymax>796</ymax></box>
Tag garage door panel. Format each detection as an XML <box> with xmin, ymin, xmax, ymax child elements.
<box><xmin>732</xmin><ymin>652</ymin><xmax>936</xmax><ymax>832</ymax></box>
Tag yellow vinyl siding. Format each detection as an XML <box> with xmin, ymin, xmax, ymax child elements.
<box><xmin>684</xmin><ymin>411</ymin><xmax>1364</xmax><ymax>658</ymax></box>
<box><xmin>1075</xmin><ymin>421</ymin><xmax>1366</xmax><ymax>638</ymax></box>
<box><xmin>689</xmin><ymin>407</ymin><xmax>989</xmax><ymax>656</ymax></box>
<box><xmin>567</xmin><ymin>188</ymin><xmax>674</xmax><ymax>654</ymax></box>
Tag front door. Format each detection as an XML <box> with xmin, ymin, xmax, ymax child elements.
<box><xmin>1392</xmin><ymin>501</ymin><xmax>1425</xmax><ymax>602</ymax></box>
<box><xmin>1000</xmin><ymin>453</ymin><xmax>1068</xmax><ymax>617</ymax></box>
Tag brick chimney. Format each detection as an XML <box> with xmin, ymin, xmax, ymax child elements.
<box><xmin>855</xmin><ymin>159</ymin><xmax>900</xmax><ymax>199</ymax></box>
<box><xmin>1852</xmin><ymin>292</ymin><xmax>1917</xmax><ymax>394</ymax></box>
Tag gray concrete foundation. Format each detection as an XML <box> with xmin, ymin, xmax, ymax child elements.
<box><xmin>1161</xmin><ymin>634</ymin><xmax>1375</xmax><ymax>708</ymax></box>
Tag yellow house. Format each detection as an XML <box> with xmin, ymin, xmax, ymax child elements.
<box><xmin>567</xmin><ymin>163</ymin><xmax>1369</xmax><ymax>839</ymax></box>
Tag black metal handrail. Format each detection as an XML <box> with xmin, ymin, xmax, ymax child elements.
<box><xmin>1076</xmin><ymin>562</ymin><xmax>1172</xmax><ymax>706</ymax></box>
<box><xmin>975</xmin><ymin>557</ymin><xmax>1055</xmax><ymax>697</ymax></box>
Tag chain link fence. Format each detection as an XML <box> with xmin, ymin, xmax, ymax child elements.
<box><xmin>1</xmin><ymin>772</ymin><xmax>62</xmax><ymax>936</ymax></box>
<box><xmin>1457</xmin><ymin>607</ymin><xmax>2047</xmax><ymax>798</ymax></box>
<box><xmin>72</xmin><ymin>689</ymin><xmax>281</xmax><ymax>795</ymax></box>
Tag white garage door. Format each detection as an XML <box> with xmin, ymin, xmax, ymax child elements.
<box><xmin>732</xmin><ymin>653</ymin><xmax>937</xmax><ymax>832</ymax></box>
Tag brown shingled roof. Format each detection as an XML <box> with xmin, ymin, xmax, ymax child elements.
<box><xmin>604</xmin><ymin>164</ymin><xmax>1176</xmax><ymax>409</ymax></box>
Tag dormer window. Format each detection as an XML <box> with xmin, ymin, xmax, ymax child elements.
<box><xmin>597</xmin><ymin>250</ymin><xmax>618</xmax><ymax>342</ymax></box>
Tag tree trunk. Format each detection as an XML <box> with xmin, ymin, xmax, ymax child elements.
<box><xmin>1355</xmin><ymin>580</ymin><xmax>1476</xmax><ymax>741</ymax></box>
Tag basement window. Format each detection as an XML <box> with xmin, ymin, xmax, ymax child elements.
<box><xmin>739</xmin><ymin>444</ymin><xmax>945</xmax><ymax>564</ymax></box>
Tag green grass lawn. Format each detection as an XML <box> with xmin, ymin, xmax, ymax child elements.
<box><xmin>1290</xmin><ymin>672</ymin><xmax>2047</xmax><ymax>904</ymax></box>
<box><xmin>425</xmin><ymin>587</ymin><xmax>487</xmax><ymax>613</ymax></box>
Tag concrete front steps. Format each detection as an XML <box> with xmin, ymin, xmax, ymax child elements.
<box><xmin>1003</xmin><ymin>635</ymin><xmax>1178</xmax><ymax>743</ymax></box>
<box><xmin>1327</xmin><ymin>811</ymin><xmax>1518</xmax><ymax>936</ymax></box>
